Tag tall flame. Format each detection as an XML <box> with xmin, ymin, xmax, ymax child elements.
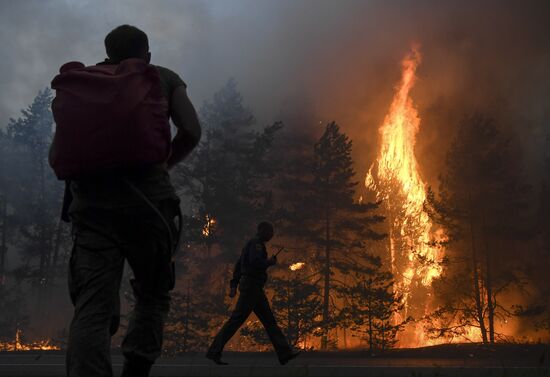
<box><xmin>366</xmin><ymin>47</ymin><xmax>444</xmax><ymax>347</ymax></box>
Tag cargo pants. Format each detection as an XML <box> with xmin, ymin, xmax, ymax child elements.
<box><xmin>207</xmin><ymin>277</ymin><xmax>292</xmax><ymax>362</ymax></box>
<box><xmin>66</xmin><ymin>198</ymin><xmax>179</xmax><ymax>377</ymax></box>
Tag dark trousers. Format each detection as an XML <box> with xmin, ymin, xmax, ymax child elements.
<box><xmin>66</xmin><ymin>199</ymin><xmax>179</xmax><ymax>377</ymax></box>
<box><xmin>208</xmin><ymin>278</ymin><xmax>291</xmax><ymax>360</ymax></box>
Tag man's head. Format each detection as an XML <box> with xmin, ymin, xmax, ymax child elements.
<box><xmin>257</xmin><ymin>222</ymin><xmax>274</xmax><ymax>242</ymax></box>
<box><xmin>104</xmin><ymin>25</ymin><xmax>151</xmax><ymax>64</ymax></box>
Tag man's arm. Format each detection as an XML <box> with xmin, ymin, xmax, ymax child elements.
<box><xmin>229</xmin><ymin>256</ymin><xmax>242</xmax><ymax>290</ymax></box>
<box><xmin>248</xmin><ymin>242</ymin><xmax>276</xmax><ymax>269</ymax></box>
<box><xmin>166</xmin><ymin>86</ymin><xmax>201</xmax><ymax>169</ymax></box>
<box><xmin>48</xmin><ymin>134</ymin><xmax>57</xmax><ymax>169</ymax></box>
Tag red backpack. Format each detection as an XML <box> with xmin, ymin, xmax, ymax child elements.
<box><xmin>50</xmin><ymin>58</ymin><xmax>171</xmax><ymax>179</ymax></box>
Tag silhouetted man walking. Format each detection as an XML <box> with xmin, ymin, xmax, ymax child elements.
<box><xmin>206</xmin><ymin>222</ymin><xmax>300</xmax><ymax>365</ymax></box>
<box><xmin>50</xmin><ymin>25</ymin><xmax>201</xmax><ymax>377</ymax></box>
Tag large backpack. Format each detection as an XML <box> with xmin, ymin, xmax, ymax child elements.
<box><xmin>50</xmin><ymin>58</ymin><xmax>171</xmax><ymax>180</ymax></box>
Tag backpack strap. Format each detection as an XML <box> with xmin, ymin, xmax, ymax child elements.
<box><xmin>122</xmin><ymin>178</ymin><xmax>183</xmax><ymax>258</ymax></box>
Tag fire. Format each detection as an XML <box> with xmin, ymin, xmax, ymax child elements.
<box><xmin>365</xmin><ymin>47</ymin><xmax>444</xmax><ymax>347</ymax></box>
<box><xmin>202</xmin><ymin>214</ymin><xmax>216</xmax><ymax>237</ymax></box>
<box><xmin>0</xmin><ymin>329</ymin><xmax>60</xmax><ymax>351</ymax></box>
<box><xmin>289</xmin><ymin>262</ymin><xmax>305</xmax><ymax>271</ymax></box>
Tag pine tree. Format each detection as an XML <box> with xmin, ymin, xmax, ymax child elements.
<box><xmin>342</xmin><ymin>255</ymin><xmax>405</xmax><ymax>351</ymax></box>
<box><xmin>175</xmin><ymin>79</ymin><xmax>282</xmax><ymax>258</ymax></box>
<box><xmin>281</xmin><ymin>122</ymin><xmax>385</xmax><ymax>349</ymax></box>
<box><xmin>6</xmin><ymin>88</ymin><xmax>66</xmax><ymax>290</ymax></box>
<box><xmin>1</xmin><ymin>88</ymin><xmax>71</xmax><ymax>344</ymax></box>
<box><xmin>513</xmin><ymin>132</ymin><xmax>550</xmax><ymax>332</ymax></box>
<box><xmin>164</xmin><ymin>281</ymin><xmax>211</xmax><ymax>353</ymax></box>
<box><xmin>172</xmin><ymin>80</ymin><xmax>283</xmax><ymax>347</ymax></box>
<box><xmin>241</xmin><ymin>264</ymin><xmax>323</xmax><ymax>349</ymax></box>
<box><xmin>425</xmin><ymin>113</ymin><xmax>532</xmax><ymax>343</ymax></box>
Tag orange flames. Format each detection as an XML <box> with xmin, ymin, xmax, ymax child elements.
<box><xmin>365</xmin><ymin>47</ymin><xmax>445</xmax><ymax>347</ymax></box>
<box><xmin>0</xmin><ymin>329</ymin><xmax>60</xmax><ymax>351</ymax></box>
<box><xmin>202</xmin><ymin>214</ymin><xmax>216</xmax><ymax>237</ymax></box>
<box><xmin>289</xmin><ymin>262</ymin><xmax>305</xmax><ymax>271</ymax></box>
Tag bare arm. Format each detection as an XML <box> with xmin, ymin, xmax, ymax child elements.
<box><xmin>48</xmin><ymin>135</ymin><xmax>57</xmax><ymax>169</ymax></box>
<box><xmin>166</xmin><ymin>86</ymin><xmax>202</xmax><ymax>169</ymax></box>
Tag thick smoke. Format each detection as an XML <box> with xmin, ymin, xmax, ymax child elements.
<box><xmin>1</xmin><ymin>0</ymin><xmax>549</xmax><ymax>184</ymax></box>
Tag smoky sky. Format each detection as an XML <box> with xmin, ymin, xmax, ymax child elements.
<box><xmin>1</xmin><ymin>0</ymin><xmax>549</xmax><ymax>185</ymax></box>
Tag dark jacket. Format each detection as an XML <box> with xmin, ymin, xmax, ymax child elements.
<box><xmin>230</xmin><ymin>237</ymin><xmax>271</xmax><ymax>288</ymax></box>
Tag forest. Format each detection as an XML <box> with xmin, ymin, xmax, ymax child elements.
<box><xmin>0</xmin><ymin>67</ymin><xmax>549</xmax><ymax>354</ymax></box>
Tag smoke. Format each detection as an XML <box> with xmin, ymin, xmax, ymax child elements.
<box><xmin>2</xmin><ymin>0</ymin><xmax>549</xmax><ymax>184</ymax></box>
<box><xmin>1</xmin><ymin>0</ymin><xmax>549</xmax><ymax>344</ymax></box>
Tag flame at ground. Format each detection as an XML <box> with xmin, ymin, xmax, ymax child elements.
<box><xmin>365</xmin><ymin>47</ymin><xmax>444</xmax><ymax>347</ymax></box>
<box><xmin>289</xmin><ymin>262</ymin><xmax>305</xmax><ymax>271</ymax></box>
<box><xmin>0</xmin><ymin>329</ymin><xmax>60</xmax><ymax>351</ymax></box>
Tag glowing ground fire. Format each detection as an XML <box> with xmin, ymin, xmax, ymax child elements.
<box><xmin>365</xmin><ymin>47</ymin><xmax>444</xmax><ymax>347</ymax></box>
<box><xmin>0</xmin><ymin>329</ymin><xmax>60</xmax><ymax>351</ymax></box>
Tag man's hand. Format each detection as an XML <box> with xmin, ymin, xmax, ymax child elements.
<box><xmin>229</xmin><ymin>287</ymin><xmax>237</xmax><ymax>298</ymax></box>
<box><xmin>267</xmin><ymin>255</ymin><xmax>277</xmax><ymax>266</ymax></box>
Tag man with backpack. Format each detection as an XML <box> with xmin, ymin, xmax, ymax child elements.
<box><xmin>49</xmin><ymin>25</ymin><xmax>201</xmax><ymax>377</ymax></box>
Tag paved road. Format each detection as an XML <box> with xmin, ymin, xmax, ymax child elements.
<box><xmin>1</xmin><ymin>352</ymin><xmax>549</xmax><ymax>376</ymax></box>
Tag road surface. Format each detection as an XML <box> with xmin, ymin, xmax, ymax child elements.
<box><xmin>1</xmin><ymin>350</ymin><xmax>549</xmax><ymax>377</ymax></box>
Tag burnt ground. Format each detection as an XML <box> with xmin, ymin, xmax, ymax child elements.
<box><xmin>0</xmin><ymin>343</ymin><xmax>549</xmax><ymax>376</ymax></box>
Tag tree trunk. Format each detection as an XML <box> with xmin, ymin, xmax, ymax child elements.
<box><xmin>321</xmin><ymin>200</ymin><xmax>331</xmax><ymax>350</ymax></box>
<box><xmin>368</xmin><ymin>289</ymin><xmax>373</xmax><ymax>351</ymax></box>
<box><xmin>481</xmin><ymin>211</ymin><xmax>495</xmax><ymax>343</ymax></box>
<box><xmin>468</xmin><ymin>197</ymin><xmax>488</xmax><ymax>343</ymax></box>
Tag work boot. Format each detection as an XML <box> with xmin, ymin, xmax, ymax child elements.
<box><xmin>206</xmin><ymin>352</ymin><xmax>229</xmax><ymax>365</ymax></box>
<box><xmin>279</xmin><ymin>350</ymin><xmax>301</xmax><ymax>365</ymax></box>
<box><xmin>120</xmin><ymin>357</ymin><xmax>153</xmax><ymax>377</ymax></box>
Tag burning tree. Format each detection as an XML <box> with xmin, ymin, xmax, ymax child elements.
<box><xmin>281</xmin><ymin>121</ymin><xmax>385</xmax><ymax>349</ymax></box>
<box><xmin>365</xmin><ymin>47</ymin><xmax>444</xmax><ymax>346</ymax></box>
<box><xmin>425</xmin><ymin>113</ymin><xmax>532</xmax><ymax>343</ymax></box>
